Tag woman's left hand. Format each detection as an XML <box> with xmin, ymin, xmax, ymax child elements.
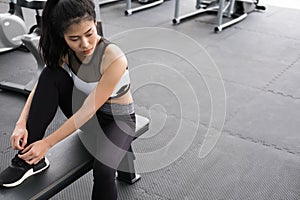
<box><xmin>18</xmin><ymin>139</ymin><xmax>51</xmax><ymax>165</ymax></box>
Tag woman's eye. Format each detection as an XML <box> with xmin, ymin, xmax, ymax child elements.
<box><xmin>70</xmin><ymin>38</ymin><xmax>79</xmax><ymax>42</ymax></box>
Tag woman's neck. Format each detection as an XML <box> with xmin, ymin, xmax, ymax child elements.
<box><xmin>76</xmin><ymin>35</ymin><xmax>102</xmax><ymax>64</ymax></box>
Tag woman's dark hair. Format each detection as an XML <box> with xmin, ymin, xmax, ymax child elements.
<box><xmin>39</xmin><ymin>0</ymin><xmax>96</xmax><ymax>69</ymax></box>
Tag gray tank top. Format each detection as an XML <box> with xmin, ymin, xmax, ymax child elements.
<box><xmin>67</xmin><ymin>38</ymin><xmax>134</xmax><ymax>115</ymax></box>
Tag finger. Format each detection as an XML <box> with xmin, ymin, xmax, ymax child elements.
<box><xmin>10</xmin><ymin>136</ymin><xmax>15</xmax><ymax>148</ymax></box>
<box><xmin>11</xmin><ymin>138</ymin><xmax>16</xmax><ymax>150</ymax></box>
<box><xmin>21</xmin><ymin>135</ymin><xmax>28</xmax><ymax>148</ymax></box>
<box><xmin>26</xmin><ymin>154</ymin><xmax>41</xmax><ymax>165</ymax></box>
<box><xmin>25</xmin><ymin>158</ymin><xmax>35</xmax><ymax>165</ymax></box>
<box><xmin>13</xmin><ymin>138</ymin><xmax>22</xmax><ymax>150</ymax></box>
<box><xmin>24</xmin><ymin>157</ymin><xmax>34</xmax><ymax>165</ymax></box>
<box><xmin>10</xmin><ymin>136</ymin><xmax>17</xmax><ymax>149</ymax></box>
<box><xmin>17</xmin><ymin>139</ymin><xmax>24</xmax><ymax>150</ymax></box>
<box><xmin>18</xmin><ymin>151</ymin><xmax>33</xmax><ymax>162</ymax></box>
<box><xmin>14</xmin><ymin>136</ymin><xmax>24</xmax><ymax>150</ymax></box>
<box><xmin>10</xmin><ymin>134</ymin><xmax>20</xmax><ymax>149</ymax></box>
<box><xmin>32</xmin><ymin>158</ymin><xmax>41</xmax><ymax>165</ymax></box>
<box><xmin>18</xmin><ymin>151</ymin><xmax>27</xmax><ymax>159</ymax></box>
<box><xmin>20</xmin><ymin>144</ymin><xmax>32</xmax><ymax>156</ymax></box>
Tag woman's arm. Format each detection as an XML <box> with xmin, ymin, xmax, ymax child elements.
<box><xmin>11</xmin><ymin>84</ymin><xmax>37</xmax><ymax>150</ymax></box>
<box><xmin>19</xmin><ymin>54</ymin><xmax>128</xmax><ymax>164</ymax></box>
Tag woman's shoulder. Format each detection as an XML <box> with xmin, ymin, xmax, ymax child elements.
<box><xmin>100</xmin><ymin>38</ymin><xmax>127</xmax><ymax>72</ymax></box>
<box><xmin>103</xmin><ymin>43</ymin><xmax>124</xmax><ymax>59</ymax></box>
<box><xmin>99</xmin><ymin>37</ymin><xmax>122</xmax><ymax>53</ymax></box>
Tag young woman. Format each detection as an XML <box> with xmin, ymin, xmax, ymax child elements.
<box><xmin>0</xmin><ymin>0</ymin><xmax>135</xmax><ymax>199</ymax></box>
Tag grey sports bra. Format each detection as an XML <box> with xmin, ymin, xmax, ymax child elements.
<box><xmin>68</xmin><ymin>38</ymin><xmax>130</xmax><ymax>99</ymax></box>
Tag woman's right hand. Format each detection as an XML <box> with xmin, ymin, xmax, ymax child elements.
<box><xmin>10</xmin><ymin>124</ymin><xmax>28</xmax><ymax>150</ymax></box>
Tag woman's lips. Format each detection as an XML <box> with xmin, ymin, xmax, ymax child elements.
<box><xmin>83</xmin><ymin>48</ymin><xmax>93</xmax><ymax>55</ymax></box>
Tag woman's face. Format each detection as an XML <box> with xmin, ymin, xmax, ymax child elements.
<box><xmin>63</xmin><ymin>19</ymin><xmax>99</xmax><ymax>61</ymax></box>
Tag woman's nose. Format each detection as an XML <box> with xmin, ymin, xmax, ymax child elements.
<box><xmin>81</xmin><ymin>37</ymin><xmax>89</xmax><ymax>48</ymax></box>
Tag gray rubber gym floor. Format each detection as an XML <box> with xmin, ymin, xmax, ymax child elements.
<box><xmin>1</xmin><ymin>0</ymin><xmax>300</xmax><ymax>199</ymax></box>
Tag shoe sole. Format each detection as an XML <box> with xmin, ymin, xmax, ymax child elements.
<box><xmin>2</xmin><ymin>157</ymin><xmax>50</xmax><ymax>188</ymax></box>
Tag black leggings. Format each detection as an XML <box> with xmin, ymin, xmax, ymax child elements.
<box><xmin>26</xmin><ymin>67</ymin><xmax>135</xmax><ymax>200</ymax></box>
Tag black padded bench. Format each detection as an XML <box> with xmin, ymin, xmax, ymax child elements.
<box><xmin>0</xmin><ymin>114</ymin><xmax>149</xmax><ymax>200</ymax></box>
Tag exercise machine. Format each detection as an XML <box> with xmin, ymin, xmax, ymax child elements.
<box><xmin>0</xmin><ymin>0</ymin><xmax>43</xmax><ymax>53</ymax></box>
<box><xmin>173</xmin><ymin>0</ymin><xmax>266</xmax><ymax>32</ymax></box>
<box><xmin>0</xmin><ymin>0</ymin><xmax>46</xmax><ymax>95</ymax></box>
<box><xmin>0</xmin><ymin>0</ymin><xmax>27</xmax><ymax>53</ymax></box>
<box><xmin>98</xmin><ymin>0</ymin><xmax>164</xmax><ymax>16</ymax></box>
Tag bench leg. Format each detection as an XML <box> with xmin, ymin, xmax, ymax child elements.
<box><xmin>117</xmin><ymin>145</ymin><xmax>141</xmax><ymax>184</ymax></box>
